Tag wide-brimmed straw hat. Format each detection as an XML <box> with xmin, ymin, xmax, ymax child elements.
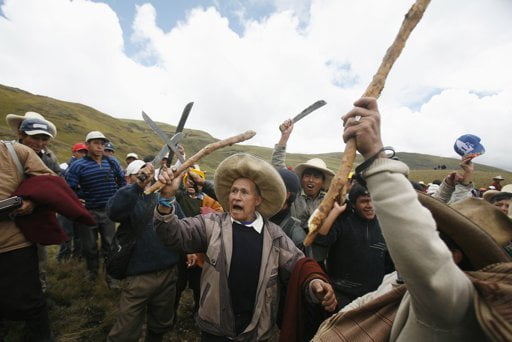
<box><xmin>294</xmin><ymin>158</ymin><xmax>335</xmax><ymax>189</ymax></box>
<box><xmin>483</xmin><ymin>186</ymin><xmax>512</xmax><ymax>203</ymax></box>
<box><xmin>214</xmin><ymin>153</ymin><xmax>286</xmax><ymax>218</ymax></box>
<box><xmin>417</xmin><ymin>193</ymin><xmax>512</xmax><ymax>270</ymax></box>
<box><xmin>493</xmin><ymin>175</ymin><xmax>505</xmax><ymax>181</ymax></box>
<box><xmin>6</xmin><ymin>111</ymin><xmax>57</xmax><ymax>138</ymax></box>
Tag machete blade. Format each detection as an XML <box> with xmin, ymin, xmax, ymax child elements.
<box><xmin>167</xmin><ymin>102</ymin><xmax>193</xmax><ymax>166</ymax></box>
<box><xmin>142</xmin><ymin>110</ymin><xmax>171</xmax><ymax>143</ymax></box>
<box><xmin>292</xmin><ymin>100</ymin><xmax>327</xmax><ymax>124</ymax></box>
<box><xmin>175</xmin><ymin>102</ymin><xmax>194</xmax><ymax>133</ymax></box>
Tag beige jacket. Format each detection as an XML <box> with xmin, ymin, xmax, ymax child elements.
<box><xmin>154</xmin><ymin>211</ymin><xmax>304</xmax><ymax>341</ymax></box>
<box><xmin>0</xmin><ymin>142</ymin><xmax>53</xmax><ymax>253</ymax></box>
<box><xmin>339</xmin><ymin>159</ymin><xmax>487</xmax><ymax>341</ymax></box>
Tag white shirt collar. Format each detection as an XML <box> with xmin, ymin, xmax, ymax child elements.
<box><xmin>231</xmin><ymin>211</ymin><xmax>264</xmax><ymax>234</ymax></box>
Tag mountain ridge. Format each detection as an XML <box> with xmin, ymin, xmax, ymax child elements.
<box><xmin>1</xmin><ymin>83</ymin><xmax>509</xmax><ymax>185</ymax></box>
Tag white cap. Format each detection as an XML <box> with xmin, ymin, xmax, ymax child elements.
<box><xmin>125</xmin><ymin>160</ymin><xmax>146</xmax><ymax>176</ymax></box>
<box><xmin>85</xmin><ymin>131</ymin><xmax>109</xmax><ymax>142</ymax></box>
<box><xmin>126</xmin><ymin>152</ymin><xmax>139</xmax><ymax>160</ymax></box>
<box><xmin>426</xmin><ymin>184</ymin><xmax>439</xmax><ymax>195</ymax></box>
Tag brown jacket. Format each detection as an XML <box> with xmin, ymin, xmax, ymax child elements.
<box><xmin>0</xmin><ymin>142</ymin><xmax>53</xmax><ymax>253</ymax></box>
<box><xmin>154</xmin><ymin>211</ymin><xmax>304</xmax><ymax>341</ymax></box>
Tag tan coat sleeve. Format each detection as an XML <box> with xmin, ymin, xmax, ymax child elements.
<box><xmin>363</xmin><ymin>159</ymin><xmax>474</xmax><ymax>329</ymax></box>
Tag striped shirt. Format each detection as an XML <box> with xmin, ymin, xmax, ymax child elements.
<box><xmin>65</xmin><ymin>156</ymin><xmax>126</xmax><ymax>209</ymax></box>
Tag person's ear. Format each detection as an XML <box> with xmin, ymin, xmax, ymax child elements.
<box><xmin>451</xmin><ymin>249</ymin><xmax>464</xmax><ymax>265</ymax></box>
<box><xmin>255</xmin><ymin>195</ymin><xmax>263</xmax><ymax>207</ymax></box>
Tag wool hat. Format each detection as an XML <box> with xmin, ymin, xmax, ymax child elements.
<box><xmin>72</xmin><ymin>142</ymin><xmax>88</xmax><ymax>152</ymax></box>
<box><xmin>277</xmin><ymin>168</ymin><xmax>301</xmax><ymax>203</ymax></box>
<box><xmin>417</xmin><ymin>193</ymin><xmax>512</xmax><ymax>270</ymax></box>
<box><xmin>85</xmin><ymin>131</ymin><xmax>109</xmax><ymax>142</ymax></box>
<box><xmin>126</xmin><ymin>152</ymin><xmax>138</xmax><ymax>160</ymax></box>
<box><xmin>6</xmin><ymin>112</ymin><xmax>57</xmax><ymax>138</ymax></box>
<box><xmin>19</xmin><ymin>118</ymin><xmax>54</xmax><ymax>138</ymax></box>
<box><xmin>214</xmin><ymin>153</ymin><xmax>286</xmax><ymax>218</ymax></box>
<box><xmin>294</xmin><ymin>158</ymin><xmax>335</xmax><ymax>189</ymax></box>
<box><xmin>183</xmin><ymin>167</ymin><xmax>206</xmax><ymax>186</ymax></box>
<box><xmin>125</xmin><ymin>160</ymin><xmax>146</xmax><ymax>176</ymax></box>
<box><xmin>104</xmin><ymin>142</ymin><xmax>115</xmax><ymax>151</ymax></box>
<box><xmin>348</xmin><ymin>184</ymin><xmax>370</xmax><ymax>204</ymax></box>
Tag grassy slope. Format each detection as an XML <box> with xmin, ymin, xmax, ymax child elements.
<box><xmin>1</xmin><ymin>84</ymin><xmax>510</xmax><ymax>340</ymax></box>
<box><xmin>1</xmin><ymin>247</ymin><xmax>202</xmax><ymax>341</ymax></box>
<box><xmin>1</xmin><ymin>84</ymin><xmax>510</xmax><ymax>187</ymax></box>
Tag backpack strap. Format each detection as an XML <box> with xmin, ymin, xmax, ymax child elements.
<box><xmin>3</xmin><ymin>140</ymin><xmax>25</xmax><ymax>179</ymax></box>
<box><xmin>105</xmin><ymin>156</ymin><xmax>123</xmax><ymax>188</ymax></box>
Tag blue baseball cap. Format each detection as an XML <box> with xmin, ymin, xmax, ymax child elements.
<box><xmin>454</xmin><ymin>134</ymin><xmax>485</xmax><ymax>157</ymax></box>
<box><xmin>19</xmin><ymin>118</ymin><xmax>54</xmax><ymax>138</ymax></box>
<box><xmin>105</xmin><ymin>142</ymin><xmax>115</xmax><ymax>151</ymax></box>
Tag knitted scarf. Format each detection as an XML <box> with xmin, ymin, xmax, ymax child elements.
<box><xmin>313</xmin><ymin>262</ymin><xmax>512</xmax><ymax>342</ymax></box>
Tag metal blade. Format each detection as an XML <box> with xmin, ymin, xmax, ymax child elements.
<box><xmin>136</xmin><ymin>144</ymin><xmax>169</xmax><ymax>182</ymax></box>
<box><xmin>175</xmin><ymin>102</ymin><xmax>193</xmax><ymax>133</ymax></box>
<box><xmin>167</xmin><ymin>132</ymin><xmax>185</xmax><ymax>164</ymax></box>
<box><xmin>142</xmin><ymin>111</ymin><xmax>171</xmax><ymax>143</ymax></box>
<box><xmin>151</xmin><ymin>144</ymin><xmax>170</xmax><ymax>168</ymax></box>
<box><xmin>292</xmin><ymin>100</ymin><xmax>327</xmax><ymax>124</ymax></box>
<box><xmin>167</xmin><ymin>102</ymin><xmax>193</xmax><ymax>166</ymax></box>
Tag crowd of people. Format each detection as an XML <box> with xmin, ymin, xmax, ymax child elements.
<box><xmin>1</xmin><ymin>97</ymin><xmax>511</xmax><ymax>341</ymax></box>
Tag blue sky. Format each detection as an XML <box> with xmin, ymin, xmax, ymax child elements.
<box><xmin>1</xmin><ymin>0</ymin><xmax>512</xmax><ymax>170</ymax></box>
<box><xmin>93</xmin><ymin>0</ymin><xmax>278</xmax><ymax>58</ymax></box>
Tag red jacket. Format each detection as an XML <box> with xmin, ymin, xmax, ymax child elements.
<box><xmin>13</xmin><ymin>175</ymin><xmax>95</xmax><ymax>245</ymax></box>
<box><xmin>280</xmin><ymin>257</ymin><xmax>331</xmax><ymax>342</ymax></box>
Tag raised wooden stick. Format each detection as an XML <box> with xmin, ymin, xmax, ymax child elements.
<box><xmin>144</xmin><ymin>130</ymin><xmax>256</xmax><ymax>194</ymax></box>
<box><xmin>304</xmin><ymin>0</ymin><xmax>431</xmax><ymax>246</ymax></box>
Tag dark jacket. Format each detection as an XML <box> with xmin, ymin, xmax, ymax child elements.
<box><xmin>314</xmin><ymin>208</ymin><xmax>394</xmax><ymax>306</ymax></box>
<box><xmin>39</xmin><ymin>149</ymin><xmax>62</xmax><ymax>175</ymax></box>
<box><xmin>107</xmin><ymin>183</ymin><xmax>182</xmax><ymax>276</ymax></box>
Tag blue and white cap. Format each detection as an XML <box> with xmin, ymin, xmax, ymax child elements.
<box><xmin>454</xmin><ymin>134</ymin><xmax>485</xmax><ymax>157</ymax></box>
<box><xmin>19</xmin><ymin>118</ymin><xmax>54</xmax><ymax>138</ymax></box>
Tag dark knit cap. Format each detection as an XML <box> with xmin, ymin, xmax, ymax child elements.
<box><xmin>278</xmin><ymin>168</ymin><xmax>301</xmax><ymax>203</ymax></box>
<box><xmin>349</xmin><ymin>184</ymin><xmax>370</xmax><ymax>203</ymax></box>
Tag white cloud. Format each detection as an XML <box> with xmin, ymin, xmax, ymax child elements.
<box><xmin>0</xmin><ymin>0</ymin><xmax>511</xmax><ymax>170</ymax></box>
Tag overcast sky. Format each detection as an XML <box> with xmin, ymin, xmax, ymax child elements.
<box><xmin>1</xmin><ymin>0</ymin><xmax>511</xmax><ymax>170</ymax></box>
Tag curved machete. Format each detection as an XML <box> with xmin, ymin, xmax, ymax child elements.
<box><xmin>167</xmin><ymin>102</ymin><xmax>194</xmax><ymax>166</ymax></box>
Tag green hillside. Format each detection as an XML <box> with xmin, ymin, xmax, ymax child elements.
<box><xmin>1</xmin><ymin>83</ymin><xmax>510</xmax><ymax>187</ymax></box>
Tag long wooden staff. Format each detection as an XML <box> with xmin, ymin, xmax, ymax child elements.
<box><xmin>304</xmin><ymin>0</ymin><xmax>431</xmax><ymax>246</ymax></box>
<box><xmin>144</xmin><ymin>130</ymin><xmax>256</xmax><ymax>194</ymax></box>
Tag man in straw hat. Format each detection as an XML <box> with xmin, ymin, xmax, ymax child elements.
<box><xmin>272</xmin><ymin>119</ymin><xmax>335</xmax><ymax>263</ymax></box>
<box><xmin>5</xmin><ymin>111</ymin><xmax>62</xmax><ymax>295</ymax></box>
<box><xmin>313</xmin><ymin>97</ymin><xmax>512</xmax><ymax>341</ymax></box>
<box><xmin>483</xmin><ymin>184</ymin><xmax>512</xmax><ymax>218</ymax></box>
<box><xmin>155</xmin><ymin>153</ymin><xmax>337</xmax><ymax>341</ymax></box>
<box><xmin>491</xmin><ymin>175</ymin><xmax>505</xmax><ymax>191</ymax></box>
<box><xmin>6</xmin><ymin>111</ymin><xmax>61</xmax><ymax>175</ymax></box>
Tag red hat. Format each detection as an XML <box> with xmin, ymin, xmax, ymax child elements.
<box><xmin>72</xmin><ymin>142</ymin><xmax>88</xmax><ymax>152</ymax></box>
